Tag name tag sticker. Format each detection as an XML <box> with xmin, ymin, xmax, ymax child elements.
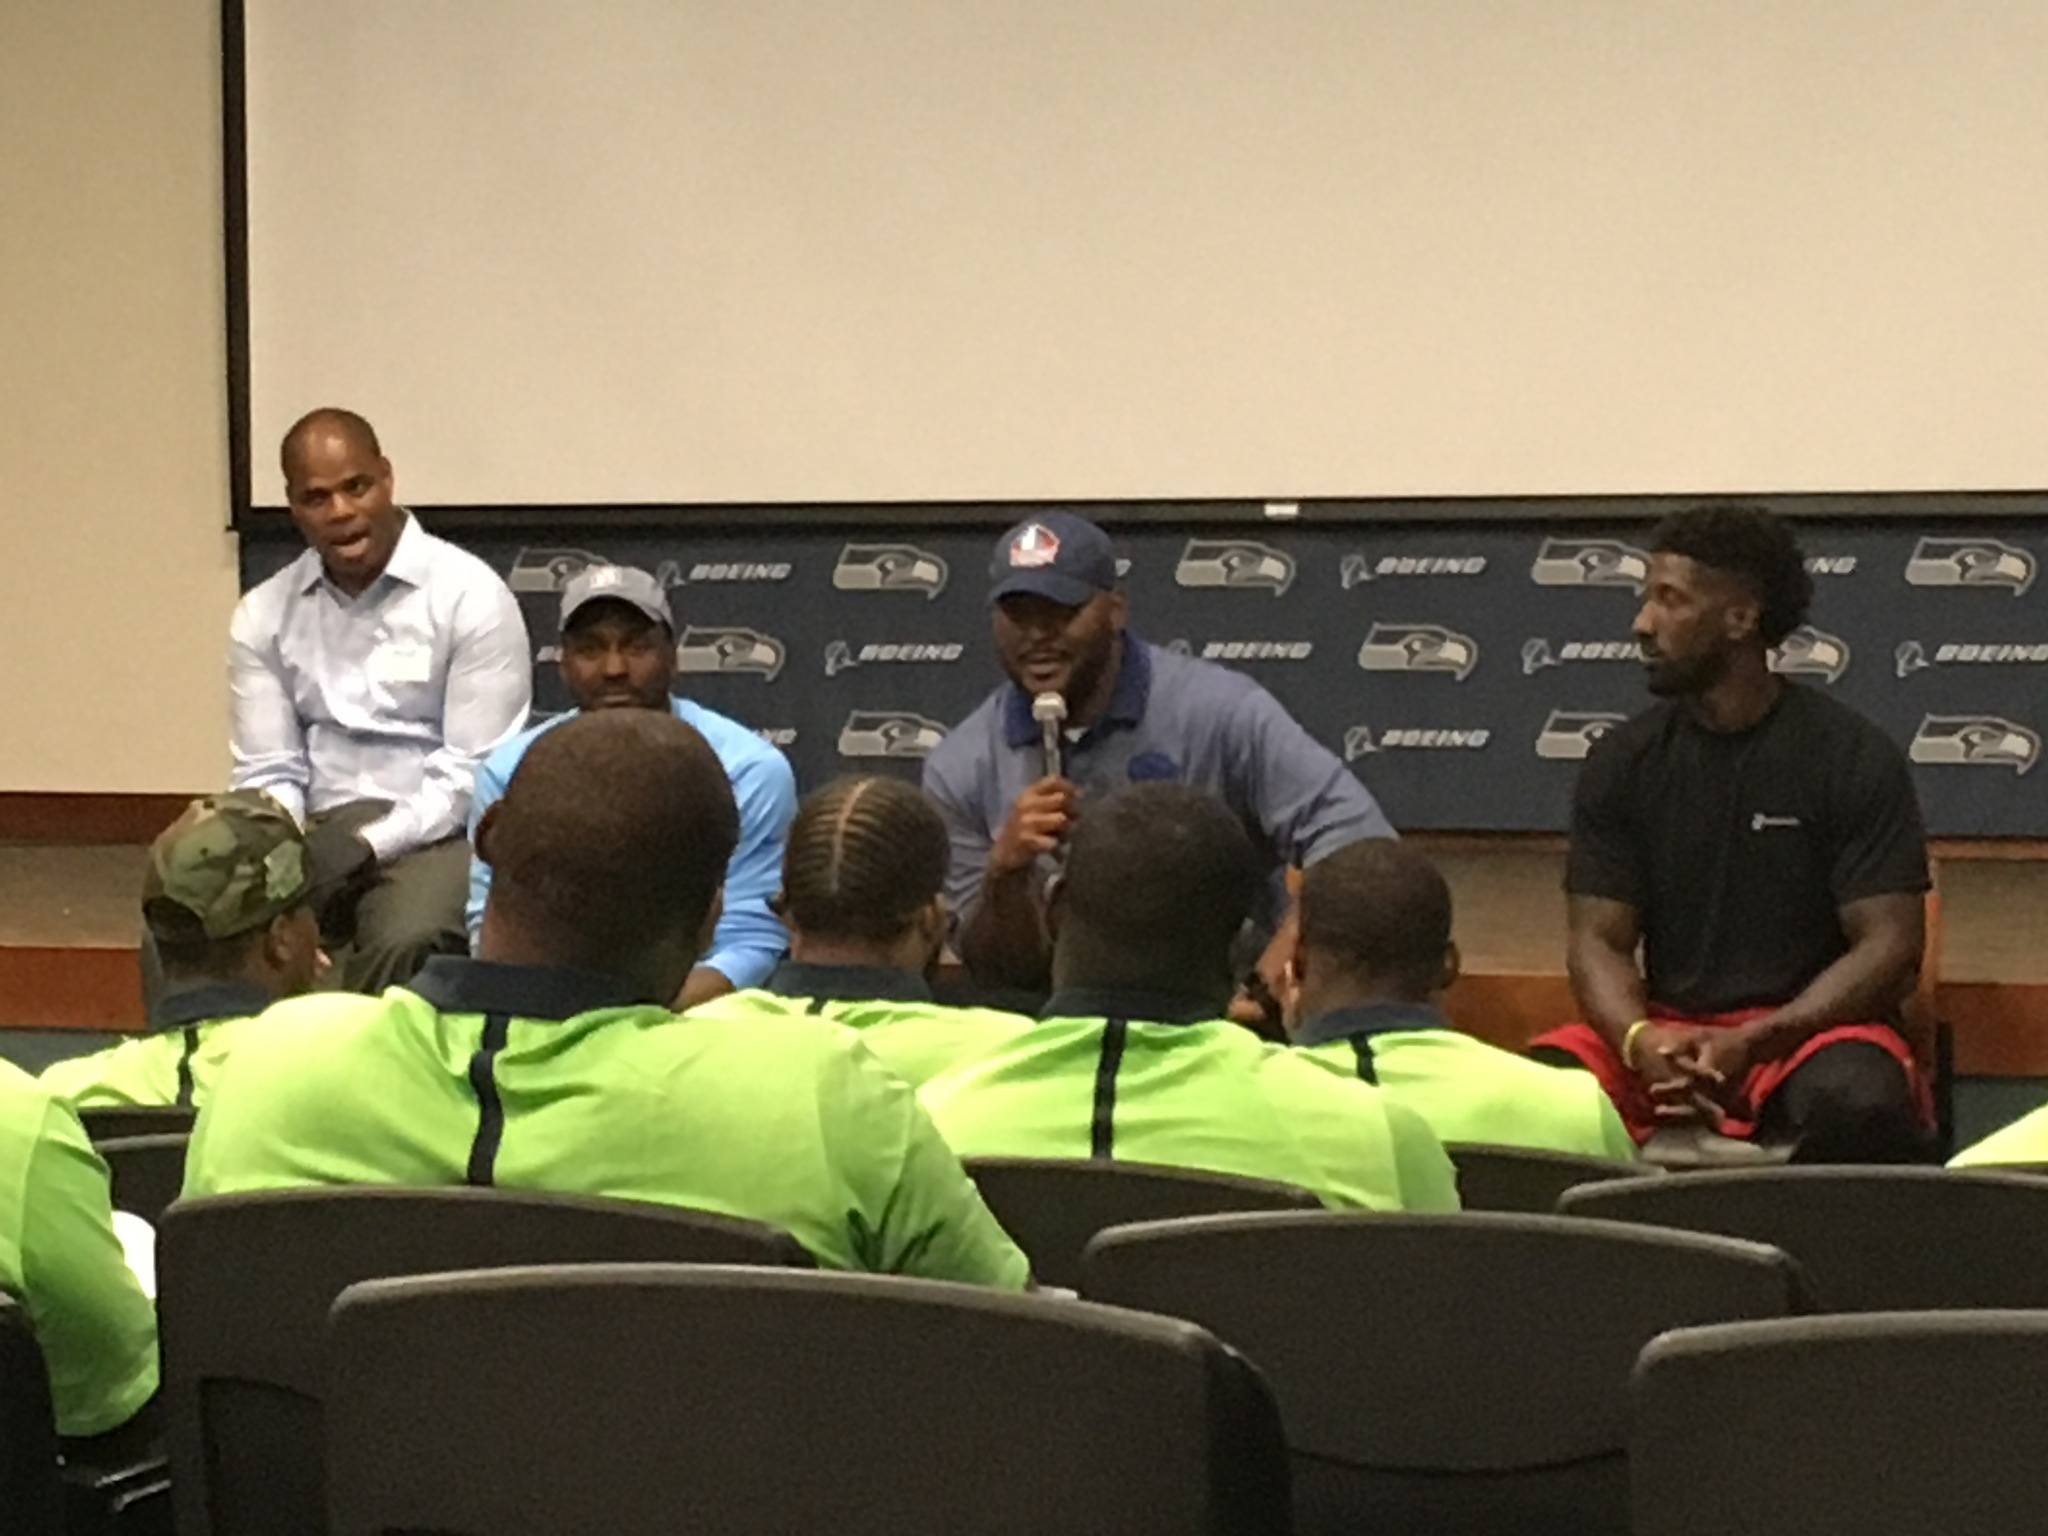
<box><xmin>369</xmin><ymin>641</ymin><xmax>433</xmax><ymax>685</ymax></box>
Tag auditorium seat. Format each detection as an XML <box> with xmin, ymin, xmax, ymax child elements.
<box><xmin>1443</xmin><ymin>1142</ymin><xmax>1658</xmax><ymax>1212</ymax></box>
<box><xmin>96</xmin><ymin>1134</ymin><xmax>188</xmax><ymax>1226</ymax></box>
<box><xmin>1080</xmin><ymin>1211</ymin><xmax>1810</xmax><ymax>1536</ymax></box>
<box><xmin>159</xmin><ymin>1188</ymin><xmax>812</xmax><ymax>1536</ymax></box>
<box><xmin>0</xmin><ymin>1293</ymin><xmax>170</xmax><ymax>1536</ymax></box>
<box><xmin>0</xmin><ymin>1295</ymin><xmax>62</xmax><ymax>1536</ymax></box>
<box><xmin>962</xmin><ymin>1157</ymin><xmax>1319</xmax><ymax>1289</ymax></box>
<box><xmin>1633</xmin><ymin>1311</ymin><xmax>2048</xmax><ymax>1536</ymax></box>
<box><xmin>78</xmin><ymin>1107</ymin><xmax>198</xmax><ymax>1144</ymax></box>
<box><xmin>1557</xmin><ymin>1165</ymin><xmax>2048</xmax><ymax>1310</ymax></box>
<box><xmin>323</xmin><ymin>1263</ymin><xmax>1290</xmax><ymax>1536</ymax></box>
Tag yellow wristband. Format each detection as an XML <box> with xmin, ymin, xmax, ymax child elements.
<box><xmin>1621</xmin><ymin>1019</ymin><xmax>1653</xmax><ymax>1071</ymax></box>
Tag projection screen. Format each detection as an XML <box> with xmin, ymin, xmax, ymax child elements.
<box><xmin>235</xmin><ymin>0</ymin><xmax>2048</xmax><ymax>510</ymax></box>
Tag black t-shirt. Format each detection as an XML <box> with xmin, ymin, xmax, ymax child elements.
<box><xmin>1566</xmin><ymin>684</ymin><xmax>1929</xmax><ymax>1015</ymax></box>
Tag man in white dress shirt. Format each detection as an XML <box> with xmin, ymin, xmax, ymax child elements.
<box><xmin>226</xmin><ymin>408</ymin><xmax>531</xmax><ymax>991</ymax></box>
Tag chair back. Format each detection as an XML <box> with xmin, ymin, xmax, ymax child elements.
<box><xmin>97</xmin><ymin>1133</ymin><xmax>190</xmax><ymax>1225</ymax></box>
<box><xmin>78</xmin><ymin>1106</ymin><xmax>198</xmax><ymax>1143</ymax></box>
<box><xmin>160</xmin><ymin>1187</ymin><xmax>811</xmax><ymax>1536</ymax></box>
<box><xmin>1558</xmin><ymin>1165</ymin><xmax>2048</xmax><ymax>1309</ymax></box>
<box><xmin>1444</xmin><ymin>1142</ymin><xmax>1657</xmax><ymax>1212</ymax></box>
<box><xmin>963</xmin><ymin>1156</ymin><xmax>1319</xmax><ymax>1288</ymax></box>
<box><xmin>1633</xmin><ymin>1311</ymin><xmax>2048</xmax><ymax>1536</ymax></box>
<box><xmin>0</xmin><ymin>1295</ymin><xmax>62</xmax><ymax>1536</ymax></box>
<box><xmin>324</xmin><ymin>1263</ymin><xmax>1290</xmax><ymax>1536</ymax></box>
<box><xmin>1082</xmin><ymin>1210</ymin><xmax>1810</xmax><ymax>1536</ymax></box>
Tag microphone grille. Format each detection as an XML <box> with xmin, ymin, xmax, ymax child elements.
<box><xmin>1031</xmin><ymin>691</ymin><xmax>1067</xmax><ymax>724</ymax></box>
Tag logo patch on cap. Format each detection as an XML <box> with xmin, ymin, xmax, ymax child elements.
<box><xmin>1009</xmin><ymin>524</ymin><xmax>1061</xmax><ymax>569</ymax></box>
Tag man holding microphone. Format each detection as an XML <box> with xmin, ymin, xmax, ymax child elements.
<box><xmin>923</xmin><ymin>513</ymin><xmax>1395</xmax><ymax>992</ymax></box>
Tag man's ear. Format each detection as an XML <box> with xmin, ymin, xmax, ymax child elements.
<box><xmin>1106</xmin><ymin>590</ymin><xmax>1130</xmax><ymax>633</ymax></box>
<box><xmin>1439</xmin><ymin>940</ymin><xmax>1462</xmax><ymax>994</ymax></box>
<box><xmin>474</xmin><ymin>804</ymin><xmax>504</xmax><ymax>869</ymax></box>
<box><xmin>696</xmin><ymin>886</ymin><xmax>726</xmax><ymax>955</ymax></box>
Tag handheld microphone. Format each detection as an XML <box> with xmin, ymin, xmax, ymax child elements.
<box><xmin>1032</xmin><ymin>691</ymin><xmax>1067</xmax><ymax>781</ymax></box>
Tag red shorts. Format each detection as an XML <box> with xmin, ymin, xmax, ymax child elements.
<box><xmin>1529</xmin><ymin>1008</ymin><xmax>1930</xmax><ymax>1146</ymax></box>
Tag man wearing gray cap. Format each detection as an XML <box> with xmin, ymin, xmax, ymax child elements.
<box><xmin>465</xmin><ymin>565</ymin><xmax>798</xmax><ymax>1007</ymax></box>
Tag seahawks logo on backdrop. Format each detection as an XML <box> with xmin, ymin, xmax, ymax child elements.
<box><xmin>1175</xmin><ymin>540</ymin><xmax>1296</xmax><ymax>596</ymax></box>
<box><xmin>1534</xmin><ymin>710</ymin><xmax>1628</xmax><ymax>761</ymax></box>
<box><xmin>1767</xmin><ymin>625</ymin><xmax>1851</xmax><ymax>684</ymax></box>
<box><xmin>506</xmin><ymin>547</ymin><xmax>605</xmax><ymax>593</ymax></box>
<box><xmin>1903</xmin><ymin>538</ymin><xmax>2036</xmax><ymax>597</ymax></box>
<box><xmin>832</xmin><ymin>543</ymin><xmax>950</xmax><ymax>599</ymax></box>
<box><xmin>1356</xmin><ymin>623</ymin><xmax>1479</xmax><ymax>680</ymax></box>
<box><xmin>1908</xmin><ymin>715</ymin><xmax>2041</xmax><ymax>775</ymax></box>
<box><xmin>836</xmin><ymin>710</ymin><xmax>949</xmax><ymax>760</ymax></box>
<box><xmin>1529</xmin><ymin>538</ymin><xmax>1652</xmax><ymax>592</ymax></box>
<box><xmin>673</xmin><ymin>626</ymin><xmax>785</xmax><ymax>681</ymax></box>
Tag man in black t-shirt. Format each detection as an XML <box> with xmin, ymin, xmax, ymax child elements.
<box><xmin>1530</xmin><ymin>505</ymin><xmax>1930</xmax><ymax>1162</ymax></box>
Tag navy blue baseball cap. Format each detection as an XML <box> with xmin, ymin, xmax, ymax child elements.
<box><xmin>989</xmin><ymin>513</ymin><xmax>1119</xmax><ymax>607</ymax></box>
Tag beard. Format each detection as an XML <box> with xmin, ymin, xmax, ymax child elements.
<box><xmin>1643</xmin><ymin>647</ymin><xmax>1727</xmax><ymax>698</ymax></box>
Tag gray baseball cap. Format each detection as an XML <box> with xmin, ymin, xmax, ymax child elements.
<box><xmin>559</xmin><ymin>565</ymin><xmax>673</xmax><ymax>632</ymax></box>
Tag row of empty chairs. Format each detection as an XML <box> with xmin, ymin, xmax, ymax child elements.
<box><xmin>24</xmin><ymin>1127</ymin><xmax>2048</xmax><ymax>1533</ymax></box>
<box><xmin>16</xmin><ymin>1187</ymin><xmax>2044</xmax><ymax>1535</ymax></box>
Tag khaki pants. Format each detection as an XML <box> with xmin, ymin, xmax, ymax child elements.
<box><xmin>311</xmin><ymin>802</ymin><xmax>471</xmax><ymax>994</ymax></box>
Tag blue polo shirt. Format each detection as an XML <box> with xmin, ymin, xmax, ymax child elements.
<box><xmin>922</xmin><ymin>638</ymin><xmax>1394</xmax><ymax>930</ymax></box>
<box><xmin>466</xmin><ymin>698</ymin><xmax>797</xmax><ymax>988</ymax></box>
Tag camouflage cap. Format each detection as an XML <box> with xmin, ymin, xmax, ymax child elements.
<box><xmin>143</xmin><ymin>791</ymin><xmax>313</xmax><ymax>943</ymax></box>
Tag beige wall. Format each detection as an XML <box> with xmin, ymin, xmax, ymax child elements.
<box><xmin>0</xmin><ymin>0</ymin><xmax>236</xmax><ymax>793</ymax></box>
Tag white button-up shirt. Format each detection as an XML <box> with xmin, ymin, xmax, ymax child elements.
<box><xmin>228</xmin><ymin>514</ymin><xmax>532</xmax><ymax>862</ymax></box>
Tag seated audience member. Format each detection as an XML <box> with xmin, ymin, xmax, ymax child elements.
<box><xmin>1529</xmin><ymin>505</ymin><xmax>1930</xmax><ymax>1162</ymax></box>
<box><xmin>44</xmin><ymin>792</ymin><xmax>329</xmax><ymax>1110</ymax></box>
<box><xmin>229</xmin><ymin>408</ymin><xmax>531</xmax><ymax>991</ymax></box>
<box><xmin>688</xmin><ymin>777</ymin><xmax>1032</xmax><ymax>1085</ymax></box>
<box><xmin>467</xmin><ymin>564</ymin><xmax>795</xmax><ymax>1008</ymax></box>
<box><xmin>1282</xmin><ymin>840</ymin><xmax>1635</xmax><ymax>1160</ymax></box>
<box><xmin>0</xmin><ymin>1064</ymin><xmax>158</xmax><ymax>1438</ymax></box>
<box><xmin>923</xmin><ymin>512</ymin><xmax>1395</xmax><ymax>992</ymax></box>
<box><xmin>186</xmin><ymin>711</ymin><xmax>1027</xmax><ymax>1287</ymax></box>
<box><xmin>920</xmin><ymin>784</ymin><xmax>1459</xmax><ymax>1211</ymax></box>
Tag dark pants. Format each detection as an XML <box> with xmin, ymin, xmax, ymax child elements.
<box><xmin>313</xmin><ymin>803</ymin><xmax>471</xmax><ymax>994</ymax></box>
<box><xmin>1530</xmin><ymin>1037</ymin><xmax>1924</xmax><ymax>1163</ymax></box>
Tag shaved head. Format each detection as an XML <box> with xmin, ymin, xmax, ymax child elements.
<box><xmin>478</xmin><ymin>711</ymin><xmax>740</xmax><ymax>995</ymax></box>
<box><xmin>280</xmin><ymin>406</ymin><xmax>381</xmax><ymax>476</ymax></box>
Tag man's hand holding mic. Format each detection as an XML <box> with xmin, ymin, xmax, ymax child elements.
<box><xmin>990</xmin><ymin>777</ymin><xmax>1079</xmax><ymax>878</ymax></box>
<box><xmin>989</xmin><ymin>689</ymin><xmax>1081</xmax><ymax>879</ymax></box>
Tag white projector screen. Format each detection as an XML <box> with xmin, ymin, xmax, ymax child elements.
<box><xmin>239</xmin><ymin>0</ymin><xmax>2048</xmax><ymax>508</ymax></box>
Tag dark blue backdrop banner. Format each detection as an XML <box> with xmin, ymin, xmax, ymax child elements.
<box><xmin>242</xmin><ymin>518</ymin><xmax>2046</xmax><ymax>836</ymax></box>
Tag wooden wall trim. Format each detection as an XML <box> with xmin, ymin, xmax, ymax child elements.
<box><xmin>0</xmin><ymin>794</ymin><xmax>199</xmax><ymax>845</ymax></box>
<box><xmin>0</xmin><ymin>947</ymin><xmax>140</xmax><ymax>1031</ymax></box>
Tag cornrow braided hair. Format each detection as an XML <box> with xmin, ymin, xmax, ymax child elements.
<box><xmin>781</xmin><ymin>777</ymin><xmax>950</xmax><ymax>941</ymax></box>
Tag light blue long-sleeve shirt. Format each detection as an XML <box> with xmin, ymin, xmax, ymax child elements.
<box><xmin>228</xmin><ymin>513</ymin><xmax>532</xmax><ymax>862</ymax></box>
<box><xmin>466</xmin><ymin>698</ymin><xmax>797</xmax><ymax>989</ymax></box>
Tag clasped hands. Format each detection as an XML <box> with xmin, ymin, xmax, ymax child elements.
<box><xmin>1633</xmin><ymin>1020</ymin><xmax>1764</xmax><ymax>1127</ymax></box>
